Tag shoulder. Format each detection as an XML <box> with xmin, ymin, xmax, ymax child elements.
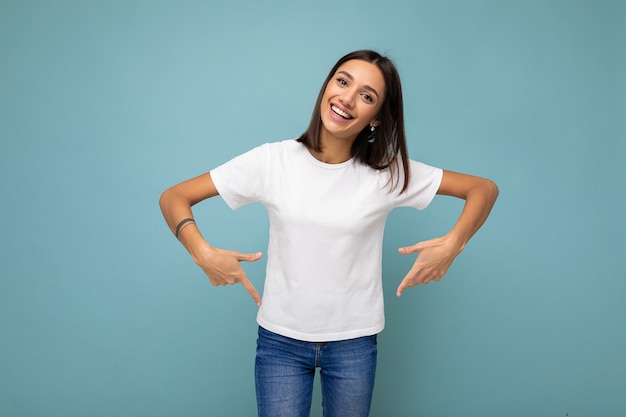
<box><xmin>251</xmin><ymin>138</ymin><xmax>303</xmax><ymax>156</ymax></box>
<box><xmin>407</xmin><ymin>159</ymin><xmax>441</xmax><ymax>174</ymax></box>
<box><xmin>223</xmin><ymin>139</ymin><xmax>302</xmax><ymax>162</ymax></box>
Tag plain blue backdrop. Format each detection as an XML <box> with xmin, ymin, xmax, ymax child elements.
<box><xmin>1</xmin><ymin>0</ymin><xmax>624</xmax><ymax>416</ymax></box>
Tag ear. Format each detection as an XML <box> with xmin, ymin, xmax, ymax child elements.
<box><xmin>370</xmin><ymin>119</ymin><xmax>380</xmax><ymax>128</ymax></box>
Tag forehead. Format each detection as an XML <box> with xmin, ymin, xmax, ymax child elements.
<box><xmin>335</xmin><ymin>59</ymin><xmax>385</xmax><ymax>93</ymax></box>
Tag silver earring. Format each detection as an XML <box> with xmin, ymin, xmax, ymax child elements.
<box><xmin>367</xmin><ymin>125</ymin><xmax>376</xmax><ymax>143</ymax></box>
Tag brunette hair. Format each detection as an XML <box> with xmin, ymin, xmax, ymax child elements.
<box><xmin>297</xmin><ymin>50</ymin><xmax>410</xmax><ymax>193</ymax></box>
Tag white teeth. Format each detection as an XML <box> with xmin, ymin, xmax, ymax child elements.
<box><xmin>332</xmin><ymin>105</ymin><xmax>351</xmax><ymax>119</ymax></box>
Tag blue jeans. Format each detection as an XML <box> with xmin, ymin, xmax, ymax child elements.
<box><xmin>255</xmin><ymin>326</ymin><xmax>377</xmax><ymax>417</ymax></box>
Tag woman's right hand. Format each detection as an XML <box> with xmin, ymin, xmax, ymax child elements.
<box><xmin>160</xmin><ymin>171</ymin><xmax>263</xmax><ymax>305</ymax></box>
<box><xmin>192</xmin><ymin>244</ymin><xmax>263</xmax><ymax>306</ymax></box>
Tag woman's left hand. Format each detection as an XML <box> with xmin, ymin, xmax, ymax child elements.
<box><xmin>396</xmin><ymin>235</ymin><xmax>463</xmax><ymax>296</ymax></box>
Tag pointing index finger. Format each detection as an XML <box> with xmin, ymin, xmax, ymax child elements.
<box><xmin>240</xmin><ymin>276</ymin><xmax>262</xmax><ymax>306</ymax></box>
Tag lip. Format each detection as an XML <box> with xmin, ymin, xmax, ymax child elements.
<box><xmin>329</xmin><ymin>102</ymin><xmax>354</xmax><ymax>122</ymax></box>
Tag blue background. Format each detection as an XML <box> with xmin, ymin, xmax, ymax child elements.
<box><xmin>1</xmin><ymin>1</ymin><xmax>624</xmax><ymax>416</ymax></box>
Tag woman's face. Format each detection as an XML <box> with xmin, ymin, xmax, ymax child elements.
<box><xmin>319</xmin><ymin>59</ymin><xmax>386</xmax><ymax>143</ymax></box>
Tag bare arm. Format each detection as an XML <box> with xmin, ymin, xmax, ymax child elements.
<box><xmin>159</xmin><ymin>172</ymin><xmax>263</xmax><ymax>305</ymax></box>
<box><xmin>396</xmin><ymin>170</ymin><xmax>499</xmax><ymax>296</ymax></box>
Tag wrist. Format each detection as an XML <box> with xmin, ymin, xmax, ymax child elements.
<box><xmin>189</xmin><ymin>240</ymin><xmax>217</xmax><ymax>265</ymax></box>
<box><xmin>443</xmin><ymin>232</ymin><xmax>466</xmax><ymax>254</ymax></box>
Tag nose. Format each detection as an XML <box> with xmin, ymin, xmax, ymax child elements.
<box><xmin>339</xmin><ymin>89</ymin><xmax>356</xmax><ymax>108</ymax></box>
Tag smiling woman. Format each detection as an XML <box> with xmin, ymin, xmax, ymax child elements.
<box><xmin>299</xmin><ymin>50</ymin><xmax>409</xmax><ymax>183</ymax></box>
<box><xmin>159</xmin><ymin>49</ymin><xmax>498</xmax><ymax>417</ymax></box>
<box><xmin>319</xmin><ymin>60</ymin><xmax>384</xmax><ymax>145</ymax></box>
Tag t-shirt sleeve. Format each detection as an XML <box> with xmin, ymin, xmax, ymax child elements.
<box><xmin>395</xmin><ymin>160</ymin><xmax>443</xmax><ymax>210</ymax></box>
<box><xmin>210</xmin><ymin>144</ymin><xmax>269</xmax><ymax>210</ymax></box>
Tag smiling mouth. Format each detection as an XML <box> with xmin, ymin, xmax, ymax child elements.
<box><xmin>331</xmin><ymin>105</ymin><xmax>352</xmax><ymax>119</ymax></box>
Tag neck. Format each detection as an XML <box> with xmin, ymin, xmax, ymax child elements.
<box><xmin>311</xmin><ymin>129</ymin><xmax>356</xmax><ymax>164</ymax></box>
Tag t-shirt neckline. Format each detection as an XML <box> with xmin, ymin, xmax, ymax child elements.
<box><xmin>300</xmin><ymin>143</ymin><xmax>355</xmax><ymax>170</ymax></box>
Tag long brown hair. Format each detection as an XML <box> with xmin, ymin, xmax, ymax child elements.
<box><xmin>297</xmin><ymin>50</ymin><xmax>410</xmax><ymax>193</ymax></box>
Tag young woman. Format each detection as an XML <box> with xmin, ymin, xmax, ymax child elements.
<box><xmin>159</xmin><ymin>50</ymin><xmax>498</xmax><ymax>417</ymax></box>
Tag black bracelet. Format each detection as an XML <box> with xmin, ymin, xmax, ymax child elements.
<box><xmin>174</xmin><ymin>218</ymin><xmax>195</xmax><ymax>239</ymax></box>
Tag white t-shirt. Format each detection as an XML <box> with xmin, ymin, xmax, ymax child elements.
<box><xmin>210</xmin><ymin>139</ymin><xmax>443</xmax><ymax>342</ymax></box>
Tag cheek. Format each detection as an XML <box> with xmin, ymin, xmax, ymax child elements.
<box><xmin>361</xmin><ymin>106</ymin><xmax>380</xmax><ymax>122</ymax></box>
<box><xmin>321</xmin><ymin>85</ymin><xmax>336</xmax><ymax>102</ymax></box>
<box><xmin>319</xmin><ymin>88</ymin><xmax>332</xmax><ymax>108</ymax></box>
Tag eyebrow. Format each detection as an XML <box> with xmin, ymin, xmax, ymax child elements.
<box><xmin>337</xmin><ymin>70</ymin><xmax>380</xmax><ymax>100</ymax></box>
